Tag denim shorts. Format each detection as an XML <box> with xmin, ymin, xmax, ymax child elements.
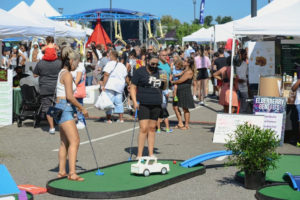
<box><xmin>296</xmin><ymin>104</ymin><xmax>300</xmax><ymax>122</ymax></box>
<box><xmin>105</xmin><ymin>89</ymin><xmax>124</xmax><ymax>115</ymax></box>
<box><xmin>54</xmin><ymin>99</ymin><xmax>74</xmax><ymax>124</ymax></box>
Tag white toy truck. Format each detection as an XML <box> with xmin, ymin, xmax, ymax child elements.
<box><xmin>131</xmin><ymin>156</ymin><xmax>170</xmax><ymax>177</ymax></box>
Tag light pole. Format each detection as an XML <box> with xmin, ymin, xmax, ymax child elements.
<box><xmin>110</xmin><ymin>0</ymin><xmax>112</xmax><ymax>41</ymax></box>
<box><xmin>251</xmin><ymin>0</ymin><xmax>257</xmax><ymax>17</ymax></box>
<box><xmin>193</xmin><ymin>0</ymin><xmax>196</xmax><ymax>21</ymax></box>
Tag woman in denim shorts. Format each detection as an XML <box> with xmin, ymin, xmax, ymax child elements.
<box><xmin>55</xmin><ymin>47</ymin><xmax>88</xmax><ymax>181</ymax></box>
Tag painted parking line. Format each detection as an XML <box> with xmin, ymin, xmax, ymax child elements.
<box><xmin>215</xmin><ymin>156</ymin><xmax>228</xmax><ymax>161</ymax></box>
<box><xmin>52</xmin><ymin>105</ymin><xmax>205</xmax><ymax>152</ymax></box>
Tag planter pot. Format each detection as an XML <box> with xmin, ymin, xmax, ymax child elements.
<box><xmin>244</xmin><ymin>171</ymin><xmax>266</xmax><ymax>189</ymax></box>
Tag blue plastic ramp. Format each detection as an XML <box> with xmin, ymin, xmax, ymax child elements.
<box><xmin>284</xmin><ymin>172</ymin><xmax>300</xmax><ymax>191</ymax></box>
<box><xmin>180</xmin><ymin>150</ymin><xmax>233</xmax><ymax>168</ymax></box>
<box><xmin>0</xmin><ymin>164</ymin><xmax>20</xmax><ymax>197</ymax></box>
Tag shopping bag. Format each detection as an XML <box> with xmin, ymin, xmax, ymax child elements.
<box><xmin>95</xmin><ymin>91</ymin><xmax>115</xmax><ymax>110</ymax></box>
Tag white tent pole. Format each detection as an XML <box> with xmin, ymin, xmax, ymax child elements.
<box><xmin>214</xmin><ymin>25</ymin><xmax>217</xmax><ymax>51</ymax></box>
<box><xmin>229</xmin><ymin>35</ymin><xmax>236</xmax><ymax>114</ymax></box>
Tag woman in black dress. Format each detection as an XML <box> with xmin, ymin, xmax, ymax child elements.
<box><xmin>172</xmin><ymin>57</ymin><xmax>195</xmax><ymax>130</ymax></box>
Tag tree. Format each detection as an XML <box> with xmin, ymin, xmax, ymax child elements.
<box><xmin>161</xmin><ymin>15</ymin><xmax>181</xmax><ymax>31</ymax></box>
<box><xmin>204</xmin><ymin>15</ymin><xmax>213</xmax><ymax>27</ymax></box>
<box><xmin>215</xmin><ymin>15</ymin><xmax>233</xmax><ymax>24</ymax></box>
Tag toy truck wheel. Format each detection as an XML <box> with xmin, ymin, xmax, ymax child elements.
<box><xmin>161</xmin><ymin>167</ymin><xmax>167</xmax><ymax>175</ymax></box>
<box><xmin>143</xmin><ymin>169</ymin><xmax>150</xmax><ymax>177</ymax></box>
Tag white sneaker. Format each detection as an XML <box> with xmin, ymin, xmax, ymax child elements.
<box><xmin>49</xmin><ymin>128</ymin><xmax>55</xmax><ymax>135</ymax></box>
<box><xmin>76</xmin><ymin>121</ymin><xmax>85</xmax><ymax>129</ymax></box>
<box><xmin>193</xmin><ymin>95</ymin><xmax>197</xmax><ymax>101</ymax></box>
<box><xmin>199</xmin><ymin>101</ymin><xmax>205</xmax><ymax>106</ymax></box>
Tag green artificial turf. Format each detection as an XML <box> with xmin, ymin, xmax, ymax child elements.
<box><xmin>258</xmin><ymin>185</ymin><xmax>300</xmax><ymax>200</ymax></box>
<box><xmin>14</xmin><ymin>192</ymin><xmax>33</xmax><ymax>200</ymax></box>
<box><xmin>237</xmin><ymin>155</ymin><xmax>300</xmax><ymax>183</ymax></box>
<box><xmin>48</xmin><ymin>160</ymin><xmax>204</xmax><ymax>192</ymax></box>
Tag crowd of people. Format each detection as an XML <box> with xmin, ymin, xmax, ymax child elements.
<box><xmin>1</xmin><ymin>36</ymin><xmax>255</xmax><ymax>180</ymax></box>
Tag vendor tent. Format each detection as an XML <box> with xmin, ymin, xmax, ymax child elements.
<box><xmin>184</xmin><ymin>0</ymin><xmax>299</xmax><ymax>43</ymax></box>
<box><xmin>233</xmin><ymin>0</ymin><xmax>300</xmax><ymax>36</ymax></box>
<box><xmin>9</xmin><ymin>1</ymin><xmax>85</xmax><ymax>39</ymax></box>
<box><xmin>0</xmin><ymin>8</ymin><xmax>54</xmax><ymax>39</ymax></box>
<box><xmin>30</xmin><ymin>0</ymin><xmax>93</xmax><ymax>36</ymax></box>
<box><xmin>183</xmin><ymin>27</ymin><xmax>213</xmax><ymax>43</ymax></box>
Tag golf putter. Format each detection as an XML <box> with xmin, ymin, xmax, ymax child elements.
<box><xmin>128</xmin><ymin>109</ymin><xmax>138</xmax><ymax>161</ymax></box>
<box><xmin>82</xmin><ymin>116</ymin><xmax>104</xmax><ymax>176</ymax></box>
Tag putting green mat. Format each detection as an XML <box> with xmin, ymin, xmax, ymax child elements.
<box><xmin>14</xmin><ymin>192</ymin><xmax>33</xmax><ymax>200</ymax></box>
<box><xmin>47</xmin><ymin>160</ymin><xmax>205</xmax><ymax>199</ymax></box>
<box><xmin>256</xmin><ymin>184</ymin><xmax>300</xmax><ymax>200</ymax></box>
<box><xmin>236</xmin><ymin>155</ymin><xmax>300</xmax><ymax>183</ymax></box>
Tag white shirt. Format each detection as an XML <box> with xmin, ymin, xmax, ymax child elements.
<box><xmin>236</xmin><ymin>61</ymin><xmax>248</xmax><ymax>92</ymax></box>
<box><xmin>71</xmin><ymin>62</ymin><xmax>86</xmax><ymax>83</ymax></box>
<box><xmin>103</xmin><ymin>61</ymin><xmax>128</xmax><ymax>93</ymax></box>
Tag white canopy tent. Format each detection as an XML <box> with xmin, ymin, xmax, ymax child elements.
<box><xmin>227</xmin><ymin>0</ymin><xmax>300</xmax><ymax>113</ymax></box>
<box><xmin>9</xmin><ymin>1</ymin><xmax>85</xmax><ymax>39</ymax></box>
<box><xmin>30</xmin><ymin>0</ymin><xmax>93</xmax><ymax>36</ymax></box>
<box><xmin>184</xmin><ymin>0</ymin><xmax>299</xmax><ymax>43</ymax></box>
<box><xmin>182</xmin><ymin>27</ymin><xmax>213</xmax><ymax>43</ymax></box>
<box><xmin>0</xmin><ymin>8</ymin><xmax>54</xmax><ymax>39</ymax></box>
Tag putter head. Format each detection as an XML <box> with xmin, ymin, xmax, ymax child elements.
<box><xmin>96</xmin><ymin>170</ymin><xmax>104</xmax><ymax>176</ymax></box>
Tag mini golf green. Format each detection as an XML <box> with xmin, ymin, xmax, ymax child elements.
<box><xmin>14</xmin><ymin>192</ymin><xmax>34</xmax><ymax>200</ymax></box>
<box><xmin>47</xmin><ymin>160</ymin><xmax>205</xmax><ymax>199</ymax></box>
<box><xmin>236</xmin><ymin>155</ymin><xmax>300</xmax><ymax>183</ymax></box>
<box><xmin>256</xmin><ymin>183</ymin><xmax>300</xmax><ymax>200</ymax></box>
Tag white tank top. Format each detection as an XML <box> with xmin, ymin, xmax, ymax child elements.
<box><xmin>56</xmin><ymin>69</ymin><xmax>76</xmax><ymax>98</ymax></box>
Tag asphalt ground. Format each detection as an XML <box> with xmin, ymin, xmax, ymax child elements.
<box><xmin>0</xmin><ymin>97</ymin><xmax>299</xmax><ymax>200</ymax></box>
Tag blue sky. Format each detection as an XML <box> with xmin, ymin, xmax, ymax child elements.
<box><xmin>1</xmin><ymin>0</ymin><xmax>271</xmax><ymax>23</ymax></box>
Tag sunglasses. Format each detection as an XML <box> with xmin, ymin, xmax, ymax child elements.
<box><xmin>150</xmin><ymin>63</ymin><xmax>159</xmax><ymax>67</ymax></box>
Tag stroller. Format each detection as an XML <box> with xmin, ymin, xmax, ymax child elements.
<box><xmin>17</xmin><ymin>84</ymin><xmax>42</xmax><ymax>128</ymax></box>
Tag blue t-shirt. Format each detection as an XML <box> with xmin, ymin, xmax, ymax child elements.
<box><xmin>172</xmin><ymin>68</ymin><xmax>182</xmax><ymax>81</ymax></box>
<box><xmin>158</xmin><ymin>61</ymin><xmax>171</xmax><ymax>81</ymax></box>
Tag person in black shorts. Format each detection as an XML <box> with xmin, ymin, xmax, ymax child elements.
<box><xmin>130</xmin><ymin>53</ymin><xmax>167</xmax><ymax>159</ymax></box>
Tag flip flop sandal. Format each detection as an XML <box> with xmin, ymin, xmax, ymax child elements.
<box><xmin>57</xmin><ymin>173</ymin><xmax>67</xmax><ymax>178</ymax></box>
<box><xmin>174</xmin><ymin>124</ymin><xmax>184</xmax><ymax>129</ymax></box>
<box><xmin>67</xmin><ymin>173</ymin><xmax>84</xmax><ymax>182</ymax></box>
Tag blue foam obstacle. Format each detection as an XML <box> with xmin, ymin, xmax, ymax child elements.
<box><xmin>284</xmin><ymin>172</ymin><xmax>300</xmax><ymax>191</ymax></box>
<box><xmin>180</xmin><ymin>150</ymin><xmax>233</xmax><ymax>168</ymax></box>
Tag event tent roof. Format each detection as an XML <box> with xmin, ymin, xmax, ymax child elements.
<box><xmin>30</xmin><ymin>0</ymin><xmax>61</xmax><ymax>17</ymax></box>
<box><xmin>182</xmin><ymin>27</ymin><xmax>213</xmax><ymax>43</ymax></box>
<box><xmin>9</xmin><ymin>1</ymin><xmax>85</xmax><ymax>39</ymax></box>
<box><xmin>0</xmin><ymin>8</ymin><xmax>54</xmax><ymax>39</ymax></box>
<box><xmin>30</xmin><ymin>0</ymin><xmax>93</xmax><ymax>36</ymax></box>
<box><xmin>184</xmin><ymin>0</ymin><xmax>300</xmax><ymax>42</ymax></box>
<box><xmin>233</xmin><ymin>0</ymin><xmax>300</xmax><ymax>36</ymax></box>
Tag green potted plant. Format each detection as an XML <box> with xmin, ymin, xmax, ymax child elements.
<box><xmin>225</xmin><ymin>123</ymin><xmax>280</xmax><ymax>189</ymax></box>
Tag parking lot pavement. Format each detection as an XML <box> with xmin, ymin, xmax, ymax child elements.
<box><xmin>0</xmin><ymin>98</ymin><xmax>298</xmax><ymax>200</ymax></box>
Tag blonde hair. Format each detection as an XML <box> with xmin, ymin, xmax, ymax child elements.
<box><xmin>61</xmin><ymin>46</ymin><xmax>80</xmax><ymax>70</ymax></box>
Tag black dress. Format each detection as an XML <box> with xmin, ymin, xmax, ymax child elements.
<box><xmin>176</xmin><ymin>78</ymin><xmax>195</xmax><ymax>109</ymax></box>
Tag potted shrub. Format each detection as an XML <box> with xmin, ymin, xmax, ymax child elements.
<box><xmin>225</xmin><ymin>123</ymin><xmax>280</xmax><ymax>189</ymax></box>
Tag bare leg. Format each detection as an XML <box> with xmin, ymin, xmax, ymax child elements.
<box><xmin>193</xmin><ymin>80</ymin><xmax>197</xmax><ymax>97</ymax></box>
<box><xmin>60</xmin><ymin>120</ymin><xmax>82</xmax><ymax>180</ymax></box>
<box><xmin>164</xmin><ymin>118</ymin><xmax>170</xmax><ymax>130</ymax></box>
<box><xmin>173</xmin><ymin>106</ymin><xmax>184</xmax><ymax>127</ymax></box>
<box><xmin>183</xmin><ymin>108</ymin><xmax>190</xmax><ymax>129</ymax></box>
<box><xmin>46</xmin><ymin>114</ymin><xmax>54</xmax><ymax>129</ymax></box>
<box><xmin>119</xmin><ymin>113</ymin><xmax>123</xmax><ymax>121</ymax></box>
<box><xmin>137</xmin><ymin>120</ymin><xmax>149</xmax><ymax>157</ymax></box>
<box><xmin>156</xmin><ymin>118</ymin><xmax>162</xmax><ymax>130</ymax></box>
<box><xmin>205</xmin><ymin>78</ymin><xmax>209</xmax><ymax>97</ymax></box>
<box><xmin>58</xmin><ymin>128</ymin><xmax>69</xmax><ymax>176</ymax></box>
<box><xmin>147</xmin><ymin>120</ymin><xmax>157</xmax><ymax>156</ymax></box>
<box><xmin>198</xmin><ymin>80</ymin><xmax>202</xmax><ymax>102</ymax></box>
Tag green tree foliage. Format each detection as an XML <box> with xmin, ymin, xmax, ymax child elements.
<box><xmin>204</xmin><ymin>15</ymin><xmax>213</xmax><ymax>27</ymax></box>
<box><xmin>161</xmin><ymin>15</ymin><xmax>181</xmax><ymax>32</ymax></box>
<box><xmin>215</xmin><ymin>15</ymin><xmax>233</xmax><ymax>24</ymax></box>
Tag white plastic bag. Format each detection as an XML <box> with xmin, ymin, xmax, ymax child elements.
<box><xmin>94</xmin><ymin>91</ymin><xmax>115</xmax><ymax>110</ymax></box>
